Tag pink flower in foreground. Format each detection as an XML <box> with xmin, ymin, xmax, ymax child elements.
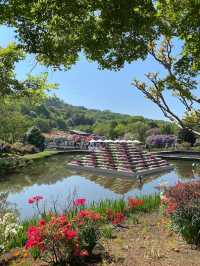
<box><xmin>28</xmin><ymin>195</ymin><xmax>43</xmax><ymax>204</ymax></box>
<box><xmin>28</xmin><ymin>198</ymin><xmax>35</xmax><ymax>204</ymax></box>
<box><xmin>74</xmin><ymin>198</ymin><xmax>86</xmax><ymax>206</ymax></box>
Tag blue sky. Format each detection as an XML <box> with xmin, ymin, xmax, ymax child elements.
<box><xmin>1</xmin><ymin>26</ymin><xmax>184</xmax><ymax>120</ymax></box>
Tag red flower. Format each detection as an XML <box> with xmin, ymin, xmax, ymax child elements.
<box><xmin>111</xmin><ymin>212</ymin><xmax>125</xmax><ymax>225</ymax></box>
<box><xmin>28</xmin><ymin>198</ymin><xmax>35</xmax><ymax>204</ymax></box>
<box><xmin>64</xmin><ymin>230</ymin><xmax>77</xmax><ymax>240</ymax></box>
<box><xmin>74</xmin><ymin>198</ymin><xmax>86</xmax><ymax>206</ymax></box>
<box><xmin>34</xmin><ymin>195</ymin><xmax>43</xmax><ymax>202</ymax></box>
<box><xmin>58</xmin><ymin>215</ymin><xmax>67</xmax><ymax>225</ymax></box>
<box><xmin>128</xmin><ymin>198</ymin><xmax>144</xmax><ymax>208</ymax></box>
<box><xmin>28</xmin><ymin>195</ymin><xmax>43</xmax><ymax>204</ymax></box>
<box><xmin>26</xmin><ymin>226</ymin><xmax>42</xmax><ymax>249</ymax></box>
<box><xmin>90</xmin><ymin>212</ymin><xmax>101</xmax><ymax>221</ymax></box>
<box><xmin>76</xmin><ymin>209</ymin><xmax>101</xmax><ymax>221</ymax></box>
<box><xmin>107</xmin><ymin>210</ymin><xmax>126</xmax><ymax>225</ymax></box>
<box><xmin>38</xmin><ymin>219</ymin><xmax>46</xmax><ymax>226</ymax></box>
<box><xmin>77</xmin><ymin>209</ymin><xmax>90</xmax><ymax>218</ymax></box>
<box><xmin>166</xmin><ymin>201</ymin><xmax>177</xmax><ymax>215</ymax></box>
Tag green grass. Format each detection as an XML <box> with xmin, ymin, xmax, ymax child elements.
<box><xmin>132</xmin><ymin>194</ymin><xmax>161</xmax><ymax>213</ymax></box>
<box><xmin>90</xmin><ymin>194</ymin><xmax>160</xmax><ymax>215</ymax></box>
<box><xmin>22</xmin><ymin>150</ymin><xmax>61</xmax><ymax>161</ymax></box>
<box><xmin>91</xmin><ymin>198</ymin><xmax>126</xmax><ymax>214</ymax></box>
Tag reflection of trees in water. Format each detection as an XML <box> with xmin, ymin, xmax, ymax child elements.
<box><xmin>172</xmin><ymin>160</ymin><xmax>200</xmax><ymax>179</ymax></box>
<box><xmin>3</xmin><ymin>156</ymin><xmax>198</xmax><ymax>196</ymax></box>
<box><xmin>0</xmin><ymin>155</ymin><xmax>75</xmax><ymax>193</ymax></box>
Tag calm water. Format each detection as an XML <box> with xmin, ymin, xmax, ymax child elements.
<box><xmin>1</xmin><ymin>154</ymin><xmax>200</xmax><ymax>219</ymax></box>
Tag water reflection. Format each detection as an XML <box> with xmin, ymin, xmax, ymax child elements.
<box><xmin>1</xmin><ymin>154</ymin><xmax>200</xmax><ymax>219</ymax></box>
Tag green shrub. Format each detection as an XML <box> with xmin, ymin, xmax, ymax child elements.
<box><xmin>24</xmin><ymin>127</ymin><xmax>45</xmax><ymax>151</ymax></box>
<box><xmin>171</xmin><ymin>199</ymin><xmax>200</xmax><ymax>246</ymax></box>
<box><xmin>177</xmin><ymin>128</ymin><xmax>196</xmax><ymax>146</ymax></box>
<box><xmin>162</xmin><ymin>181</ymin><xmax>200</xmax><ymax>246</ymax></box>
<box><xmin>101</xmin><ymin>225</ymin><xmax>113</xmax><ymax>239</ymax></box>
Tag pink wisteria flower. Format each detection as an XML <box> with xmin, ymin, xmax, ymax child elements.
<box><xmin>73</xmin><ymin>198</ymin><xmax>86</xmax><ymax>206</ymax></box>
<box><xmin>28</xmin><ymin>195</ymin><xmax>44</xmax><ymax>204</ymax></box>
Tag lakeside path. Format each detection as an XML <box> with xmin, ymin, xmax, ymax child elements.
<box><xmin>102</xmin><ymin>211</ymin><xmax>200</xmax><ymax>266</ymax></box>
<box><xmin>22</xmin><ymin>149</ymin><xmax>90</xmax><ymax>161</ymax></box>
<box><xmin>155</xmin><ymin>151</ymin><xmax>200</xmax><ymax>161</ymax></box>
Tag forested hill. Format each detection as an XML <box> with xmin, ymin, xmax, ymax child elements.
<box><xmin>0</xmin><ymin>96</ymin><xmax>176</xmax><ymax>143</ymax></box>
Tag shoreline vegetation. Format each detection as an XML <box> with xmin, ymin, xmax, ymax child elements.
<box><xmin>0</xmin><ymin>151</ymin><xmax>60</xmax><ymax>175</ymax></box>
<box><xmin>0</xmin><ymin>150</ymin><xmax>77</xmax><ymax>175</ymax></box>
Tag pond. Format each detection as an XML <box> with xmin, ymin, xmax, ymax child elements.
<box><xmin>1</xmin><ymin>154</ymin><xmax>200</xmax><ymax>219</ymax></box>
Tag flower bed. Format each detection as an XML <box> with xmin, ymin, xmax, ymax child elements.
<box><xmin>0</xmin><ymin>194</ymin><xmax>160</xmax><ymax>265</ymax></box>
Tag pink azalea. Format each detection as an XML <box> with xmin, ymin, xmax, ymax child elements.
<box><xmin>74</xmin><ymin>198</ymin><xmax>86</xmax><ymax>206</ymax></box>
<box><xmin>28</xmin><ymin>195</ymin><xmax>43</xmax><ymax>204</ymax></box>
<box><xmin>28</xmin><ymin>197</ymin><xmax>35</xmax><ymax>204</ymax></box>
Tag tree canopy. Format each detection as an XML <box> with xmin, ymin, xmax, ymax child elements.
<box><xmin>1</xmin><ymin>0</ymin><xmax>199</xmax><ymax>72</ymax></box>
<box><xmin>0</xmin><ymin>42</ymin><xmax>57</xmax><ymax>98</ymax></box>
<box><xmin>1</xmin><ymin>0</ymin><xmax>157</xmax><ymax>69</ymax></box>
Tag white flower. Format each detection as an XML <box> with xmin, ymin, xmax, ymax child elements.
<box><xmin>0</xmin><ymin>211</ymin><xmax>22</xmax><ymax>252</ymax></box>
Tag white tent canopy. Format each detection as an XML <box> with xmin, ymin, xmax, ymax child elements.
<box><xmin>132</xmin><ymin>140</ymin><xmax>142</xmax><ymax>144</ymax></box>
<box><xmin>114</xmin><ymin>139</ymin><xmax>126</xmax><ymax>143</ymax></box>
<box><xmin>89</xmin><ymin>139</ymin><xmax>142</xmax><ymax>144</ymax></box>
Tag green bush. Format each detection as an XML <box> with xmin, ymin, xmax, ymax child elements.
<box><xmin>171</xmin><ymin>199</ymin><xmax>200</xmax><ymax>246</ymax></box>
<box><xmin>24</xmin><ymin>127</ymin><xmax>45</xmax><ymax>151</ymax></box>
<box><xmin>162</xmin><ymin>181</ymin><xmax>200</xmax><ymax>246</ymax></box>
<box><xmin>177</xmin><ymin>129</ymin><xmax>196</xmax><ymax>146</ymax></box>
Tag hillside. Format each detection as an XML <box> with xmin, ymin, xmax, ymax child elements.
<box><xmin>0</xmin><ymin>96</ymin><xmax>176</xmax><ymax>143</ymax></box>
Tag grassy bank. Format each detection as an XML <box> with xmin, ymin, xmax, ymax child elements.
<box><xmin>0</xmin><ymin>150</ymin><xmax>64</xmax><ymax>175</ymax></box>
<box><xmin>22</xmin><ymin>150</ymin><xmax>61</xmax><ymax>161</ymax></box>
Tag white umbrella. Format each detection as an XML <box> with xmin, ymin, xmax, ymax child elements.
<box><xmin>132</xmin><ymin>140</ymin><xmax>142</xmax><ymax>144</ymax></box>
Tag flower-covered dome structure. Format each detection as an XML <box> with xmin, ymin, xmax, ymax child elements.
<box><xmin>68</xmin><ymin>143</ymin><xmax>173</xmax><ymax>177</ymax></box>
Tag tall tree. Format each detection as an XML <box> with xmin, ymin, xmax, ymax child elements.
<box><xmin>133</xmin><ymin>37</ymin><xmax>200</xmax><ymax>135</ymax></box>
